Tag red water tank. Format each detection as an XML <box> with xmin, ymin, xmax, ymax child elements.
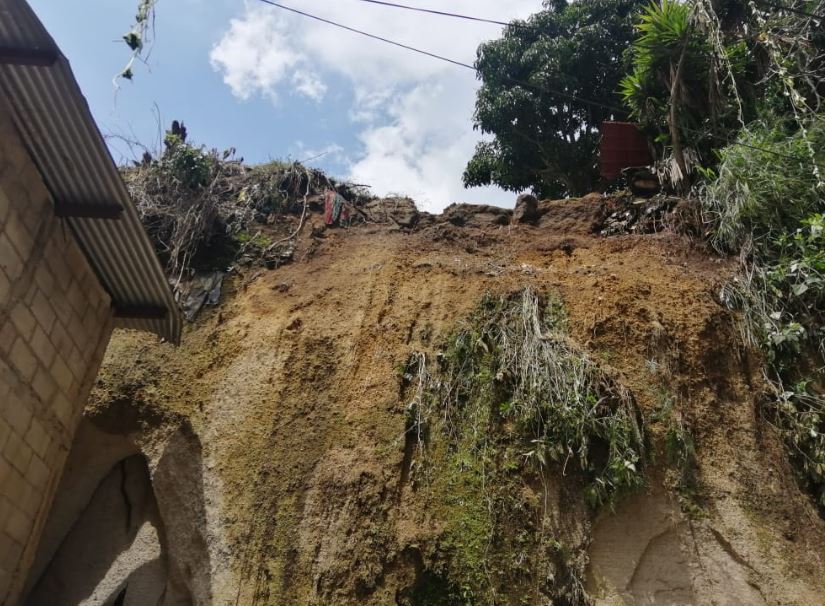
<box><xmin>600</xmin><ymin>121</ymin><xmax>652</xmax><ymax>181</ymax></box>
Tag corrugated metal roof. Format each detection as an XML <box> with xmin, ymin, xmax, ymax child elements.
<box><xmin>0</xmin><ymin>0</ymin><xmax>181</xmax><ymax>344</ymax></box>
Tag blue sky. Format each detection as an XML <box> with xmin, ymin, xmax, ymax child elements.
<box><xmin>29</xmin><ymin>0</ymin><xmax>540</xmax><ymax>212</ymax></box>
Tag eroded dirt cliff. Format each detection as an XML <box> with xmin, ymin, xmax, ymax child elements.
<box><xmin>25</xmin><ymin>196</ymin><xmax>825</xmax><ymax>605</ymax></box>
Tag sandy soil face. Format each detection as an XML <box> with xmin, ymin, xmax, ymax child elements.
<box><xmin>30</xmin><ymin>196</ymin><xmax>825</xmax><ymax>605</ymax></box>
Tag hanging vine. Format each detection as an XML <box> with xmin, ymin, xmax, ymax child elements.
<box><xmin>117</xmin><ymin>0</ymin><xmax>159</xmax><ymax>83</ymax></box>
<box><xmin>748</xmin><ymin>0</ymin><xmax>824</xmax><ymax>186</ymax></box>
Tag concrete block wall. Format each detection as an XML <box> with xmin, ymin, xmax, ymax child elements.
<box><xmin>0</xmin><ymin>115</ymin><xmax>114</xmax><ymax>605</ymax></box>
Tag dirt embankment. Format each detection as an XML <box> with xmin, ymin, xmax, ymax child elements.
<box><xmin>24</xmin><ymin>195</ymin><xmax>825</xmax><ymax>604</ymax></box>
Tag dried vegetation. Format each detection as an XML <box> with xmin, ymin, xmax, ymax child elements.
<box><xmin>402</xmin><ymin>288</ymin><xmax>645</xmax><ymax>604</ymax></box>
<box><xmin>123</xmin><ymin>123</ymin><xmax>373</xmax><ymax>291</ymax></box>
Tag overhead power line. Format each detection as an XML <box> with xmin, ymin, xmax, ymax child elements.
<box><xmin>345</xmin><ymin>0</ymin><xmax>822</xmax><ymax>30</ymax></box>
<box><xmin>255</xmin><ymin>0</ymin><xmax>626</xmax><ymax>114</ymax></box>
<box><xmin>257</xmin><ymin>0</ymin><xmax>474</xmax><ymax>69</ymax></box>
<box><xmin>689</xmin><ymin>127</ymin><xmax>825</xmax><ymax>172</ymax></box>
<box><xmin>355</xmin><ymin>0</ymin><xmax>822</xmax><ymax>24</ymax></box>
<box><xmin>351</xmin><ymin>0</ymin><xmax>516</xmax><ymax>28</ymax></box>
<box><xmin>255</xmin><ymin>0</ymin><xmax>824</xmax><ymax>168</ymax></box>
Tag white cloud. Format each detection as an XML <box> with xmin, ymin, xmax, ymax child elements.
<box><xmin>212</xmin><ymin>0</ymin><xmax>541</xmax><ymax>210</ymax></box>
<box><xmin>209</xmin><ymin>5</ymin><xmax>326</xmax><ymax>103</ymax></box>
<box><xmin>291</xmin><ymin>69</ymin><xmax>327</xmax><ymax>101</ymax></box>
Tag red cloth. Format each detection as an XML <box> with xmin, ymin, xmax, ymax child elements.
<box><xmin>323</xmin><ymin>190</ymin><xmax>336</xmax><ymax>225</ymax></box>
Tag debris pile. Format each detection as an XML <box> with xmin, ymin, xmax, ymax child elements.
<box><xmin>595</xmin><ymin>194</ymin><xmax>697</xmax><ymax>236</ymax></box>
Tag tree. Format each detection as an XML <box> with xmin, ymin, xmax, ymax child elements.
<box><xmin>463</xmin><ymin>0</ymin><xmax>646</xmax><ymax>198</ymax></box>
<box><xmin>619</xmin><ymin>0</ymin><xmax>757</xmax><ymax>190</ymax></box>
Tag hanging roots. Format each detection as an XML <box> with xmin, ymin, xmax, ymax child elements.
<box><xmin>405</xmin><ymin>287</ymin><xmax>646</xmax><ymax>506</ymax></box>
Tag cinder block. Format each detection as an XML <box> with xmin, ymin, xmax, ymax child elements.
<box><xmin>23</xmin><ymin>419</ymin><xmax>49</xmax><ymax>461</ymax></box>
<box><xmin>29</xmin><ymin>325</ymin><xmax>56</xmax><ymax>369</ymax></box>
<box><xmin>1</xmin><ymin>393</ymin><xmax>32</xmax><ymax>435</ymax></box>
<box><xmin>3</xmin><ymin>432</ymin><xmax>33</xmax><ymax>476</ymax></box>
<box><xmin>63</xmin><ymin>241</ymin><xmax>88</xmax><ymax>278</ymax></box>
<box><xmin>0</xmin><ymin>464</ymin><xmax>24</xmax><ymax>501</ymax></box>
<box><xmin>51</xmin><ymin>294</ymin><xmax>73</xmax><ymax>328</ymax></box>
<box><xmin>0</xmin><ymin>182</ymin><xmax>29</xmax><ymax>216</ymax></box>
<box><xmin>51</xmin><ymin>393</ymin><xmax>72</xmax><ymax>430</ymax></box>
<box><xmin>0</xmin><ymin>268</ymin><xmax>10</xmax><ymax>307</ymax></box>
<box><xmin>0</xmin><ymin>233</ymin><xmax>23</xmax><ymax>284</ymax></box>
<box><xmin>4</xmin><ymin>213</ymin><xmax>33</xmax><ymax>260</ymax></box>
<box><xmin>50</xmin><ymin>356</ymin><xmax>75</xmax><ymax>396</ymax></box>
<box><xmin>0</xmin><ymin>187</ymin><xmax>10</xmax><ymax>225</ymax></box>
<box><xmin>0</xmin><ymin>527</ymin><xmax>21</xmax><ymax>569</ymax></box>
<box><xmin>0</xmin><ymin>322</ymin><xmax>16</xmax><ymax>356</ymax></box>
<box><xmin>43</xmin><ymin>431</ymin><xmax>65</xmax><ymax>466</ymax></box>
<box><xmin>31</xmin><ymin>367</ymin><xmax>57</xmax><ymax>407</ymax></box>
<box><xmin>31</xmin><ymin>290</ymin><xmax>56</xmax><ymax>335</ymax></box>
<box><xmin>65</xmin><ymin>344</ymin><xmax>86</xmax><ymax>386</ymax></box>
<box><xmin>76</xmin><ymin>264</ymin><xmax>96</xmax><ymax>296</ymax></box>
<box><xmin>48</xmin><ymin>321</ymin><xmax>73</xmax><ymax>360</ymax></box>
<box><xmin>0</xmin><ymin>504</ymin><xmax>11</xmax><ymax>540</ymax></box>
<box><xmin>98</xmin><ymin>292</ymin><xmax>113</xmax><ymax>317</ymax></box>
<box><xmin>25</xmin><ymin>455</ymin><xmax>49</xmax><ymax>492</ymax></box>
<box><xmin>9</xmin><ymin>304</ymin><xmax>35</xmax><ymax>343</ymax></box>
<box><xmin>21</xmin><ymin>194</ymin><xmax>46</xmax><ymax>234</ymax></box>
<box><xmin>33</xmin><ymin>264</ymin><xmax>55</xmax><ymax>299</ymax></box>
<box><xmin>46</xmin><ymin>239</ymin><xmax>71</xmax><ymax>294</ymax></box>
<box><xmin>9</xmin><ymin>338</ymin><xmax>37</xmax><ymax>382</ymax></box>
<box><xmin>0</xmin><ymin>419</ymin><xmax>10</xmax><ymax>452</ymax></box>
<box><xmin>22</xmin><ymin>279</ymin><xmax>37</xmax><ymax>306</ymax></box>
<box><xmin>16</xmin><ymin>480</ymin><xmax>40</xmax><ymax>516</ymax></box>
<box><xmin>0</xmin><ymin>531</ymin><xmax>22</xmax><ymax>573</ymax></box>
<box><xmin>67</xmin><ymin>313</ymin><xmax>89</xmax><ymax>357</ymax></box>
<box><xmin>4</xmin><ymin>506</ymin><xmax>31</xmax><ymax>544</ymax></box>
<box><xmin>0</xmin><ymin>458</ymin><xmax>11</xmax><ymax>487</ymax></box>
<box><xmin>66</xmin><ymin>279</ymin><xmax>86</xmax><ymax>317</ymax></box>
<box><xmin>83</xmin><ymin>305</ymin><xmax>103</xmax><ymax>336</ymax></box>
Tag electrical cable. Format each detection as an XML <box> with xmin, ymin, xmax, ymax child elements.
<box><xmin>687</xmin><ymin>126</ymin><xmax>825</xmax><ymax>171</ymax></box>
<box><xmin>256</xmin><ymin>0</ymin><xmax>474</xmax><ymax>69</ymax></box>
<box><xmin>255</xmin><ymin>0</ymin><xmax>627</xmax><ymax>114</ymax></box>
<box><xmin>344</xmin><ymin>0</ymin><xmax>822</xmax><ymax>28</ymax></box>
<box><xmin>350</xmin><ymin>0</ymin><xmax>516</xmax><ymax>28</ymax></box>
<box><xmin>257</xmin><ymin>0</ymin><xmax>824</xmax><ymax>168</ymax></box>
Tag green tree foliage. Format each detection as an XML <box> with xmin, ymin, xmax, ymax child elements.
<box><xmin>464</xmin><ymin>0</ymin><xmax>646</xmax><ymax>198</ymax></box>
<box><xmin>616</xmin><ymin>1</ymin><xmax>825</xmax><ymax>512</ymax></box>
<box><xmin>705</xmin><ymin>117</ymin><xmax>825</xmax><ymax>511</ymax></box>
<box><xmin>619</xmin><ymin>0</ymin><xmax>752</xmax><ymax>186</ymax></box>
<box><xmin>619</xmin><ymin>0</ymin><xmax>825</xmax><ymax>186</ymax></box>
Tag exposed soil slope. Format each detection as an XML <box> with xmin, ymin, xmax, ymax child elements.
<box><xmin>26</xmin><ymin>196</ymin><xmax>825</xmax><ymax>605</ymax></box>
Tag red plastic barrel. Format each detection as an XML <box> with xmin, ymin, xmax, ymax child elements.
<box><xmin>600</xmin><ymin>121</ymin><xmax>652</xmax><ymax>180</ymax></box>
